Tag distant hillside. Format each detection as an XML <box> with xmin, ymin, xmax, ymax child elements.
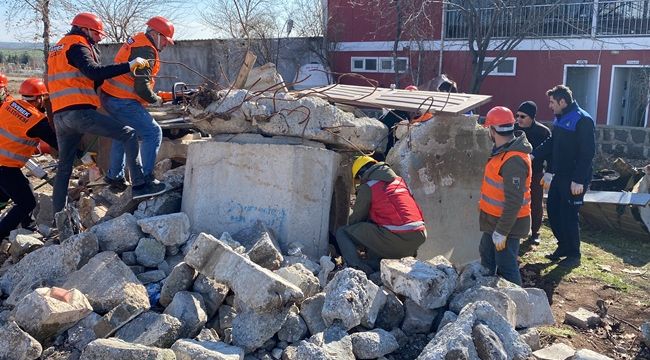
<box><xmin>0</xmin><ymin>42</ymin><xmax>41</xmax><ymax>50</ymax></box>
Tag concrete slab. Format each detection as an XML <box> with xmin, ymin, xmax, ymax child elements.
<box><xmin>182</xmin><ymin>140</ymin><xmax>340</xmax><ymax>259</ymax></box>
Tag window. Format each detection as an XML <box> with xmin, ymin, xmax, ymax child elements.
<box><xmin>350</xmin><ymin>57</ymin><xmax>409</xmax><ymax>73</ymax></box>
<box><xmin>482</xmin><ymin>57</ymin><xmax>517</xmax><ymax>76</ymax></box>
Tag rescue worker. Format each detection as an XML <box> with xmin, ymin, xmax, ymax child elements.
<box><xmin>0</xmin><ymin>73</ymin><xmax>10</xmax><ymax>104</ymax></box>
<box><xmin>532</xmin><ymin>85</ymin><xmax>595</xmax><ymax>268</ymax></box>
<box><xmin>477</xmin><ymin>106</ymin><xmax>533</xmax><ymax>285</ymax></box>
<box><xmin>101</xmin><ymin>16</ymin><xmax>175</xmax><ymax>190</ymax></box>
<box><xmin>0</xmin><ymin>78</ymin><xmax>58</xmax><ymax>239</ymax></box>
<box><xmin>48</xmin><ymin>12</ymin><xmax>166</xmax><ymax>214</ymax></box>
<box><xmin>336</xmin><ymin>156</ymin><xmax>427</xmax><ymax>273</ymax></box>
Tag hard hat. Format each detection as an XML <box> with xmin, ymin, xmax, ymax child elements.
<box><xmin>71</xmin><ymin>13</ymin><xmax>106</xmax><ymax>36</ymax></box>
<box><xmin>19</xmin><ymin>78</ymin><xmax>48</xmax><ymax>97</ymax></box>
<box><xmin>352</xmin><ymin>155</ymin><xmax>377</xmax><ymax>179</ymax></box>
<box><xmin>0</xmin><ymin>73</ymin><xmax>7</xmax><ymax>87</ymax></box>
<box><xmin>405</xmin><ymin>85</ymin><xmax>418</xmax><ymax>91</ymax></box>
<box><xmin>479</xmin><ymin>106</ymin><xmax>515</xmax><ymax>131</ymax></box>
<box><xmin>147</xmin><ymin>16</ymin><xmax>175</xmax><ymax>44</ymax></box>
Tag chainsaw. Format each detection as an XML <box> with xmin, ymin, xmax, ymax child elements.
<box><xmin>157</xmin><ymin>82</ymin><xmax>199</xmax><ymax>105</ymax></box>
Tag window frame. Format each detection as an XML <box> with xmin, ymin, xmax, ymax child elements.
<box><xmin>350</xmin><ymin>56</ymin><xmax>409</xmax><ymax>73</ymax></box>
<box><xmin>483</xmin><ymin>57</ymin><xmax>517</xmax><ymax>76</ymax></box>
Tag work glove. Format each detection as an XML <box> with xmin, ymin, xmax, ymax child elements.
<box><xmin>129</xmin><ymin>57</ymin><xmax>150</xmax><ymax>71</ymax></box>
<box><xmin>492</xmin><ymin>231</ymin><xmax>507</xmax><ymax>252</ymax></box>
<box><xmin>570</xmin><ymin>181</ymin><xmax>584</xmax><ymax>196</ymax></box>
<box><xmin>157</xmin><ymin>91</ymin><xmax>173</xmax><ymax>103</ymax></box>
<box><xmin>540</xmin><ymin>172</ymin><xmax>554</xmax><ymax>190</ymax></box>
<box><xmin>152</xmin><ymin>96</ymin><xmax>164</xmax><ymax>107</ymax></box>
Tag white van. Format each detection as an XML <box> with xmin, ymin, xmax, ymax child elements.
<box><xmin>293</xmin><ymin>62</ymin><xmax>332</xmax><ymax>90</ymax></box>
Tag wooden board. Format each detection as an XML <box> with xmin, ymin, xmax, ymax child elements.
<box><xmin>233</xmin><ymin>51</ymin><xmax>258</xmax><ymax>89</ymax></box>
<box><xmin>296</xmin><ymin>84</ymin><xmax>492</xmax><ymax>115</ymax></box>
<box><xmin>583</xmin><ymin>190</ymin><xmax>650</xmax><ymax>206</ymax></box>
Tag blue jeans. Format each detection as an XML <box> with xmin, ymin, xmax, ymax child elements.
<box><xmin>479</xmin><ymin>232</ymin><xmax>522</xmax><ymax>285</ymax></box>
<box><xmin>101</xmin><ymin>94</ymin><xmax>162</xmax><ymax>179</ymax></box>
<box><xmin>52</xmin><ymin>109</ymin><xmax>145</xmax><ymax>213</ymax></box>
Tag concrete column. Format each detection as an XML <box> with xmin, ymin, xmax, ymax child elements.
<box><xmin>387</xmin><ymin>115</ymin><xmax>491</xmax><ymax>266</ymax></box>
<box><xmin>182</xmin><ymin>138</ymin><xmax>341</xmax><ymax>259</ymax></box>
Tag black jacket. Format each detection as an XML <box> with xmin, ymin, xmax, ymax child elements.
<box><xmin>515</xmin><ymin>120</ymin><xmax>550</xmax><ymax>174</ymax></box>
<box><xmin>532</xmin><ymin>102</ymin><xmax>595</xmax><ymax>185</ymax></box>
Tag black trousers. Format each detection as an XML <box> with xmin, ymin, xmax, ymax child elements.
<box><xmin>0</xmin><ymin>166</ymin><xmax>36</xmax><ymax>239</ymax></box>
<box><xmin>547</xmin><ymin>175</ymin><xmax>583</xmax><ymax>258</ymax></box>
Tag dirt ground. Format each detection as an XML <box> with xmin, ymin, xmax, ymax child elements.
<box><xmin>520</xmin><ymin>223</ymin><xmax>650</xmax><ymax>359</ymax></box>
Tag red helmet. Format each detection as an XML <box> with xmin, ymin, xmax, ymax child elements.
<box><xmin>19</xmin><ymin>78</ymin><xmax>48</xmax><ymax>97</ymax></box>
<box><xmin>147</xmin><ymin>16</ymin><xmax>175</xmax><ymax>44</ymax></box>
<box><xmin>480</xmin><ymin>106</ymin><xmax>515</xmax><ymax>131</ymax></box>
<box><xmin>0</xmin><ymin>73</ymin><xmax>7</xmax><ymax>87</ymax></box>
<box><xmin>71</xmin><ymin>13</ymin><xmax>106</xmax><ymax>36</ymax></box>
<box><xmin>405</xmin><ymin>85</ymin><xmax>418</xmax><ymax>91</ymax></box>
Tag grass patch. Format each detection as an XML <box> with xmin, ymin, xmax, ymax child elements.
<box><xmin>539</xmin><ymin>325</ymin><xmax>577</xmax><ymax>339</ymax></box>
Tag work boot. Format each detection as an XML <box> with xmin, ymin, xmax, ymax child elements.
<box><xmin>105</xmin><ymin>176</ymin><xmax>128</xmax><ymax>192</ymax></box>
<box><xmin>545</xmin><ymin>250</ymin><xmax>567</xmax><ymax>261</ymax></box>
<box><xmin>557</xmin><ymin>256</ymin><xmax>581</xmax><ymax>268</ymax></box>
<box><xmin>145</xmin><ymin>174</ymin><xmax>161</xmax><ymax>185</ymax></box>
<box><xmin>132</xmin><ymin>182</ymin><xmax>167</xmax><ymax>200</ymax></box>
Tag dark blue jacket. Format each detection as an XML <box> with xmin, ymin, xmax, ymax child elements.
<box><xmin>531</xmin><ymin>102</ymin><xmax>595</xmax><ymax>185</ymax></box>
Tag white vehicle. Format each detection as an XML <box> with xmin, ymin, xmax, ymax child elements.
<box><xmin>293</xmin><ymin>62</ymin><xmax>332</xmax><ymax>90</ymax></box>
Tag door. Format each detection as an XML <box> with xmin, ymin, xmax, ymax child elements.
<box><xmin>564</xmin><ymin>65</ymin><xmax>600</xmax><ymax>122</ymax></box>
<box><xmin>608</xmin><ymin>66</ymin><xmax>650</xmax><ymax>127</ymax></box>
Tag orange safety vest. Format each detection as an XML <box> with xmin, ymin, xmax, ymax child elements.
<box><xmin>0</xmin><ymin>99</ymin><xmax>44</xmax><ymax>167</ymax></box>
<box><xmin>101</xmin><ymin>33</ymin><xmax>160</xmax><ymax>104</ymax></box>
<box><xmin>47</xmin><ymin>34</ymin><xmax>100</xmax><ymax>112</ymax></box>
<box><xmin>479</xmin><ymin>151</ymin><xmax>532</xmax><ymax>218</ymax></box>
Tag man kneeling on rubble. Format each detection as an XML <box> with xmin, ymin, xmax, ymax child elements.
<box><xmin>336</xmin><ymin>156</ymin><xmax>427</xmax><ymax>273</ymax></box>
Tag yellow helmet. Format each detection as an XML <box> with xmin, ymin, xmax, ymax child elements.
<box><xmin>352</xmin><ymin>155</ymin><xmax>377</xmax><ymax>179</ymax></box>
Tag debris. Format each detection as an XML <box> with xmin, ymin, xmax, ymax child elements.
<box><xmin>277</xmin><ymin>306</ymin><xmax>309</xmax><ymax>343</ymax></box>
<box><xmin>135</xmin><ymin>237</ymin><xmax>166</xmax><ymax>267</ymax></box>
<box><xmin>8</xmin><ymin>234</ymin><xmax>43</xmax><ymax>259</ymax></box>
<box><xmin>133</xmin><ymin>190</ymin><xmax>182</xmax><ymax>219</ymax></box>
<box><xmin>350</xmin><ymin>329</ymin><xmax>399</xmax><ymax>359</ymax></box>
<box><xmin>90</xmin><ymin>213</ymin><xmax>144</xmax><ymax>253</ymax></box>
<box><xmin>499</xmin><ymin>287</ymin><xmax>555</xmax><ymax>328</ymax></box>
<box><xmin>299</xmin><ymin>293</ymin><xmax>327</xmax><ymax>335</ymax></box>
<box><xmin>115</xmin><ymin>312</ymin><xmax>182</xmax><ymax>348</ymax></box>
<box><xmin>159</xmin><ymin>262</ymin><xmax>196</xmax><ymax>307</ymax></box>
<box><xmin>570</xmin><ymin>349</ymin><xmax>614</xmax><ymax>360</ymax></box>
<box><xmin>137</xmin><ymin>212</ymin><xmax>191</xmax><ymax>247</ymax></box>
<box><xmin>449</xmin><ymin>286</ymin><xmax>518</xmax><ymax>327</ymax></box>
<box><xmin>518</xmin><ymin>327</ymin><xmax>541</xmax><ymax>351</ymax></box>
<box><xmin>317</xmin><ymin>256</ymin><xmax>335</xmax><ymax>287</ymax></box>
<box><xmin>136</xmin><ymin>270</ymin><xmax>166</xmax><ymax>284</ymax></box>
<box><xmin>532</xmin><ymin>343</ymin><xmax>576</xmax><ymax>360</ymax></box>
<box><xmin>191</xmin><ymin>274</ymin><xmax>229</xmax><ymax>319</ymax></box>
<box><xmin>375</xmin><ymin>288</ymin><xmax>405</xmax><ymax>331</ymax></box>
<box><xmin>171</xmin><ymin>338</ymin><xmax>245</xmax><ymax>360</ymax></box>
<box><xmin>437</xmin><ymin>311</ymin><xmax>458</xmax><ymax>332</ymax></box>
<box><xmin>401</xmin><ymin>298</ymin><xmax>437</xmax><ymax>335</ymax></box>
<box><xmin>565</xmin><ymin>307</ymin><xmax>601</xmax><ymax>329</ymax></box>
<box><xmin>472</xmin><ymin>323</ymin><xmax>507</xmax><ymax>360</ymax></box>
<box><xmin>0</xmin><ymin>321</ymin><xmax>43</xmax><ymax>360</ymax></box>
<box><xmin>163</xmin><ymin>291</ymin><xmax>207</xmax><ymax>338</ymax></box>
<box><xmin>231</xmin><ymin>306</ymin><xmax>292</xmax><ymax>352</ymax></box>
<box><xmin>65</xmin><ymin>312</ymin><xmax>102</xmax><ymax>351</ymax></box>
<box><xmin>286</xmin><ymin>324</ymin><xmax>355</xmax><ymax>360</ymax></box>
<box><xmin>234</xmin><ymin>221</ymin><xmax>284</xmax><ymax>270</ymax></box>
<box><xmin>275</xmin><ymin>263</ymin><xmax>320</xmax><ymax>300</ymax></box>
<box><xmin>80</xmin><ymin>338</ymin><xmax>175</xmax><ymax>359</ymax></box>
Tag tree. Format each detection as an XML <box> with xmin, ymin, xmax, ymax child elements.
<box><xmin>288</xmin><ymin>0</ymin><xmax>333</xmax><ymax>69</ymax></box>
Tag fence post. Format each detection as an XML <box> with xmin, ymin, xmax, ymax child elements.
<box><xmin>591</xmin><ymin>0</ymin><xmax>599</xmax><ymax>38</ymax></box>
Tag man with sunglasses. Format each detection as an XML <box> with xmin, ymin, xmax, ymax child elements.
<box><xmin>514</xmin><ymin>101</ymin><xmax>550</xmax><ymax>245</ymax></box>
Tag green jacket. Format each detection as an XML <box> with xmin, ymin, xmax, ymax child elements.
<box><xmin>479</xmin><ymin>132</ymin><xmax>533</xmax><ymax>238</ymax></box>
<box><xmin>349</xmin><ymin>163</ymin><xmax>398</xmax><ymax>225</ymax></box>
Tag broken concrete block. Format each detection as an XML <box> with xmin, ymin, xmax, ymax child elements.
<box><xmin>184</xmin><ymin>233</ymin><xmax>303</xmax><ymax>312</ymax></box>
<box><xmin>275</xmin><ymin>263</ymin><xmax>320</xmax><ymax>300</ymax></box>
<box><xmin>137</xmin><ymin>212</ymin><xmax>191</xmax><ymax>246</ymax></box>
<box><xmin>437</xmin><ymin>310</ymin><xmax>458</xmax><ymax>332</ymax></box>
<box><xmin>570</xmin><ymin>349</ymin><xmax>613</xmax><ymax>360</ymax></box>
<box><xmin>63</xmin><ymin>251</ymin><xmax>149</xmax><ymax>314</ymax></box>
<box><xmin>0</xmin><ymin>232</ymin><xmax>98</xmax><ymax>306</ymax></box>
<box><xmin>135</xmin><ymin>237</ymin><xmax>166</xmax><ymax>267</ymax></box>
<box><xmin>472</xmin><ymin>323</ymin><xmax>507</xmax><ymax>360</ymax></box>
<box><xmin>163</xmin><ymin>291</ymin><xmax>207</xmax><ymax>338</ymax></box>
<box><xmin>455</xmin><ymin>260</ymin><xmax>495</xmax><ymax>294</ymax></box>
<box><xmin>9</xmin><ymin>234</ymin><xmax>44</xmax><ymax>259</ymax></box>
<box><xmin>65</xmin><ymin>312</ymin><xmax>102</xmax><ymax>351</ymax></box>
<box><xmin>160</xmin><ymin>262</ymin><xmax>196</xmax><ymax>307</ymax></box>
<box><xmin>500</xmin><ymin>287</ymin><xmax>554</xmax><ymax>329</ymax></box>
<box><xmin>417</xmin><ymin>301</ymin><xmax>531</xmax><ymax>360</ymax></box>
<box><xmin>232</xmin><ymin>306</ymin><xmax>292</xmax><ymax>352</ymax></box>
<box><xmin>401</xmin><ymin>298</ymin><xmax>437</xmax><ymax>335</ymax></box>
<box><xmin>449</xmin><ymin>286</ymin><xmax>517</xmax><ymax>327</ymax></box>
<box><xmin>375</xmin><ymin>288</ymin><xmax>404</xmax><ymax>331</ymax></box>
<box><xmin>80</xmin><ymin>338</ymin><xmax>175</xmax><ymax>359</ymax></box>
<box><xmin>137</xmin><ymin>270</ymin><xmax>167</xmax><ymax>284</ymax></box>
<box><xmin>172</xmin><ymin>339</ymin><xmax>245</xmax><ymax>360</ymax></box>
<box><xmin>162</xmin><ymin>165</ymin><xmax>186</xmax><ymax>188</ymax></box>
<box><xmin>134</xmin><ymin>190</ymin><xmax>183</xmax><ymax>219</ymax></box>
<box><xmin>0</xmin><ymin>321</ymin><xmax>42</xmax><ymax>360</ymax></box>
<box><xmin>121</xmin><ymin>251</ymin><xmax>137</xmax><ymax>266</ymax></box>
<box><xmin>234</xmin><ymin>221</ymin><xmax>284</xmax><ymax>270</ymax></box>
<box><xmin>34</xmin><ymin>192</ymin><xmax>54</xmax><ymax>226</ymax></box>
<box><xmin>322</xmin><ymin>268</ymin><xmax>385</xmax><ymax>330</ymax></box>
<box><xmin>532</xmin><ymin>343</ymin><xmax>576</xmax><ymax>360</ymax></box>
<box><xmin>380</xmin><ymin>256</ymin><xmax>458</xmax><ymax>310</ymax></box>
<box><xmin>518</xmin><ymin>328</ymin><xmax>541</xmax><ymax>351</ymax></box>
<box><xmin>218</xmin><ymin>305</ymin><xmax>236</xmax><ymax>330</ymax></box>
<box><xmin>90</xmin><ymin>213</ymin><xmax>144</xmax><ymax>253</ymax></box>
<box><xmin>153</xmin><ymin>158</ymin><xmax>172</xmax><ymax>179</ymax></box>
<box><xmin>278</xmin><ymin>305</ymin><xmax>309</xmax><ymax>343</ymax></box>
<box><xmin>182</xmin><ymin>141</ymin><xmax>341</xmax><ymax>259</ymax></box>
<box><xmin>300</xmin><ymin>293</ymin><xmax>326</xmax><ymax>335</ymax></box>
<box><xmin>195</xmin><ymin>328</ymin><xmax>220</xmax><ymax>342</ymax></box>
<box><xmin>304</xmin><ymin>324</ymin><xmax>355</xmax><ymax>360</ymax></box>
<box><xmin>115</xmin><ymin>311</ymin><xmax>182</xmax><ymax>348</ymax></box>
<box><xmin>350</xmin><ymin>329</ymin><xmax>399</xmax><ymax>359</ymax></box>
<box><xmin>192</xmin><ymin>274</ymin><xmax>229</xmax><ymax>319</ymax></box>
<box><xmin>13</xmin><ymin>287</ymin><xmax>92</xmax><ymax>342</ymax></box>
<box><xmin>565</xmin><ymin>308</ymin><xmax>601</xmax><ymax>329</ymax></box>
<box><xmin>318</xmin><ymin>256</ymin><xmax>335</xmax><ymax>287</ymax></box>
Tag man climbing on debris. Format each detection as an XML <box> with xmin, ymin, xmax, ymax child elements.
<box><xmin>336</xmin><ymin>156</ymin><xmax>427</xmax><ymax>273</ymax></box>
<box><xmin>101</xmin><ymin>16</ymin><xmax>175</xmax><ymax>191</ymax></box>
<box><xmin>515</xmin><ymin>101</ymin><xmax>551</xmax><ymax>245</ymax></box>
<box><xmin>478</xmin><ymin>106</ymin><xmax>533</xmax><ymax>286</ymax></box>
<box><xmin>48</xmin><ymin>12</ymin><xmax>166</xmax><ymax>214</ymax></box>
<box><xmin>532</xmin><ymin>85</ymin><xmax>595</xmax><ymax>268</ymax></box>
<box><xmin>0</xmin><ymin>78</ymin><xmax>58</xmax><ymax>240</ymax></box>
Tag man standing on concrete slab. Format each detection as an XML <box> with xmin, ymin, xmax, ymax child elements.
<box><xmin>101</xmin><ymin>16</ymin><xmax>175</xmax><ymax>190</ymax></box>
<box><xmin>48</xmin><ymin>12</ymin><xmax>166</xmax><ymax>213</ymax></box>
<box><xmin>478</xmin><ymin>106</ymin><xmax>533</xmax><ymax>286</ymax></box>
<box><xmin>335</xmin><ymin>156</ymin><xmax>427</xmax><ymax>273</ymax></box>
<box><xmin>532</xmin><ymin>85</ymin><xmax>595</xmax><ymax>268</ymax></box>
<box><xmin>515</xmin><ymin>101</ymin><xmax>551</xmax><ymax>245</ymax></box>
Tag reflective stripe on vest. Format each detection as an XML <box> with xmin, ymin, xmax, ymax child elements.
<box><xmin>0</xmin><ymin>99</ymin><xmax>43</xmax><ymax>167</ymax></box>
<box><xmin>367</xmin><ymin>176</ymin><xmax>426</xmax><ymax>233</ymax></box>
<box><xmin>100</xmin><ymin>33</ymin><xmax>160</xmax><ymax>104</ymax></box>
<box><xmin>479</xmin><ymin>151</ymin><xmax>532</xmax><ymax>218</ymax></box>
<box><xmin>47</xmin><ymin>34</ymin><xmax>100</xmax><ymax>112</ymax></box>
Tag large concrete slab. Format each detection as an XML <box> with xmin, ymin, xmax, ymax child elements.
<box><xmin>182</xmin><ymin>140</ymin><xmax>340</xmax><ymax>259</ymax></box>
<box><xmin>387</xmin><ymin>114</ymin><xmax>491</xmax><ymax>266</ymax></box>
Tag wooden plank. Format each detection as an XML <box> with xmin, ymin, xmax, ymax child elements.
<box><xmin>583</xmin><ymin>190</ymin><xmax>650</xmax><ymax>206</ymax></box>
<box><xmin>233</xmin><ymin>51</ymin><xmax>257</xmax><ymax>89</ymax></box>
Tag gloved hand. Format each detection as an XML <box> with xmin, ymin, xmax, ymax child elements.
<box><xmin>492</xmin><ymin>231</ymin><xmax>507</xmax><ymax>252</ymax></box>
<box><xmin>540</xmin><ymin>172</ymin><xmax>554</xmax><ymax>190</ymax></box>
<box><xmin>129</xmin><ymin>57</ymin><xmax>150</xmax><ymax>71</ymax></box>
<box><xmin>157</xmin><ymin>91</ymin><xmax>173</xmax><ymax>103</ymax></box>
<box><xmin>152</xmin><ymin>96</ymin><xmax>164</xmax><ymax>106</ymax></box>
<box><xmin>570</xmin><ymin>181</ymin><xmax>584</xmax><ymax>196</ymax></box>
